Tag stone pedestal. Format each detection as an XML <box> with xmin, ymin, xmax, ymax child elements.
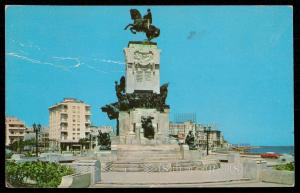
<box><xmin>117</xmin><ymin>108</ymin><xmax>169</xmax><ymax>145</ymax></box>
<box><xmin>124</xmin><ymin>42</ymin><xmax>161</xmax><ymax>94</ymax></box>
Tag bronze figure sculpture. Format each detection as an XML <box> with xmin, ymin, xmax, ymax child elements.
<box><xmin>141</xmin><ymin>116</ymin><xmax>155</xmax><ymax>139</ymax></box>
<box><xmin>124</xmin><ymin>9</ymin><xmax>160</xmax><ymax>41</ymax></box>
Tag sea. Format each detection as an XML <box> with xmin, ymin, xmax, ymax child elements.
<box><xmin>248</xmin><ymin>146</ymin><xmax>294</xmax><ymax>155</ymax></box>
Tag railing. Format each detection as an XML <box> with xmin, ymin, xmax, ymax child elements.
<box><xmin>61</xmin><ymin>118</ymin><xmax>68</xmax><ymax>122</ymax></box>
<box><xmin>61</xmin><ymin>109</ymin><xmax>68</xmax><ymax>113</ymax></box>
<box><xmin>9</xmin><ymin>133</ymin><xmax>24</xmax><ymax>136</ymax></box>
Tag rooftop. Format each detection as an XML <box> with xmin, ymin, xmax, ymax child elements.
<box><xmin>49</xmin><ymin>98</ymin><xmax>90</xmax><ymax>109</ymax></box>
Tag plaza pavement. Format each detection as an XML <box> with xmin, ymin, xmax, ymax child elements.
<box><xmin>92</xmin><ymin>162</ymin><xmax>293</xmax><ymax>188</ymax></box>
<box><xmin>92</xmin><ymin>180</ymin><xmax>292</xmax><ymax>188</ymax></box>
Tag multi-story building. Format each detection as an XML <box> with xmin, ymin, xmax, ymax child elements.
<box><xmin>49</xmin><ymin>98</ymin><xmax>92</xmax><ymax>151</ymax></box>
<box><xmin>23</xmin><ymin>127</ymin><xmax>49</xmax><ymax>151</ymax></box>
<box><xmin>5</xmin><ymin>116</ymin><xmax>26</xmax><ymax>146</ymax></box>
<box><xmin>169</xmin><ymin>121</ymin><xmax>227</xmax><ymax>150</ymax></box>
<box><xmin>169</xmin><ymin>121</ymin><xmax>197</xmax><ymax>137</ymax></box>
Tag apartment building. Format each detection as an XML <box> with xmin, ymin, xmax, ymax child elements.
<box><xmin>49</xmin><ymin>98</ymin><xmax>91</xmax><ymax>151</ymax></box>
<box><xmin>169</xmin><ymin>121</ymin><xmax>227</xmax><ymax>149</ymax></box>
<box><xmin>5</xmin><ymin>116</ymin><xmax>26</xmax><ymax>146</ymax></box>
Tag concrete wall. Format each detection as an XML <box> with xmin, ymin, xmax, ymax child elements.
<box><xmin>242</xmin><ymin>160</ymin><xmax>267</xmax><ymax>180</ymax></box>
<box><xmin>261</xmin><ymin>169</ymin><xmax>294</xmax><ymax>185</ymax></box>
<box><xmin>58</xmin><ymin>173</ymin><xmax>91</xmax><ymax>188</ymax></box>
<box><xmin>70</xmin><ymin>160</ymin><xmax>101</xmax><ymax>185</ymax></box>
<box><xmin>180</xmin><ymin>145</ymin><xmax>206</xmax><ymax>160</ymax></box>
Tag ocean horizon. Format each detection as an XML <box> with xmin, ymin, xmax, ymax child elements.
<box><xmin>248</xmin><ymin>145</ymin><xmax>294</xmax><ymax>155</ymax></box>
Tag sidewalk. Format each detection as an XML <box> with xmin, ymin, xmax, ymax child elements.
<box><xmin>92</xmin><ymin>162</ymin><xmax>293</xmax><ymax>188</ymax></box>
<box><xmin>96</xmin><ymin>163</ymin><xmax>244</xmax><ymax>184</ymax></box>
<box><xmin>92</xmin><ymin>180</ymin><xmax>292</xmax><ymax>188</ymax></box>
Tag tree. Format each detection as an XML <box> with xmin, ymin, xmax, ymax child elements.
<box><xmin>78</xmin><ymin>138</ymin><xmax>89</xmax><ymax>151</ymax></box>
<box><xmin>9</xmin><ymin>139</ymin><xmax>27</xmax><ymax>153</ymax></box>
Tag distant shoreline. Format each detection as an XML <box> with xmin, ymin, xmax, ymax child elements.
<box><xmin>246</xmin><ymin>146</ymin><xmax>294</xmax><ymax>155</ymax></box>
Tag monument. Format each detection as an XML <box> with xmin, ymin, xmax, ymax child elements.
<box><xmin>102</xmin><ymin>9</ymin><xmax>169</xmax><ymax>145</ymax></box>
<box><xmin>100</xmin><ymin>9</ymin><xmax>220</xmax><ymax>172</ymax></box>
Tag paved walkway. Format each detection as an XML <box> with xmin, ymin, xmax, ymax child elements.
<box><xmin>92</xmin><ymin>180</ymin><xmax>292</xmax><ymax>188</ymax></box>
<box><xmin>95</xmin><ymin>163</ymin><xmax>244</xmax><ymax>185</ymax></box>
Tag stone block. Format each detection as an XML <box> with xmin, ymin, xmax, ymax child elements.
<box><xmin>58</xmin><ymin>173</ymin><xmax>91</xmax><ymax>188</ymax></box>
<box><xmin>11</xmin><ymin>154</ymin><xmax>25</xmax><ymax>160</ymax></box>
<box><xmin>242</xmin><ymin>159</ymin><xmax>266</xmax><ymax>180</ymax></box>
<box><xmin>261</xmin><ymin>169</ymin><xmax>294</xmax><ymax>185</ymax></box>
<box><xmin>71</xmin><ymin>160</ymin><xmax>101</xmax><ymax>185</ymax></box>
<box><xmin>228</xmin><ymin>152</ymin><xmax>240</xmax><ymax>163</ymax></box>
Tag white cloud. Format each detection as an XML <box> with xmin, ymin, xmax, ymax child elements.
<box><xmin>52</xmin><ymin>56</ymin><xmax>81</xmax><ymax>68</ymax></box>
<box><xmin>6</xmin><ymin>52</ymin><xmax>70</xmax><ymax>71</ymax></box>
<box><xmin>101</xmin><ymin>59</ymin><xmax>125</xmax><ymax>65</ymax></box>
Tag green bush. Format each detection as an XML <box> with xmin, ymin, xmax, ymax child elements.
<box><xmin>5</xmin><ymin>151</ymin><xmax>13</xmax><ymax>159</ymax></box>
<box><xmin>24</xmin><ymin>152</ymin><xmax>35</xmax><ymax>157</ymax></box>
<box><xmin>5</xmin><ymin>160</ymin><xmax>74</xmax><ymax>188</ymax></box>
<box><xmin>273</xmin><ymin>162</ymin><xmax>294</xmax><ymax>171</ymax></box>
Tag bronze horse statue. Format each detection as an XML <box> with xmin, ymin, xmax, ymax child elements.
<box><xmin>124</xmin><ymin>9</ymin><xmax>160</xmax><ymax>41</ymax></box>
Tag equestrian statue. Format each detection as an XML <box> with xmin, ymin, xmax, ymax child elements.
<box><xmin>124</xmin><ymin>9</ymin><xmax>160</xmax><ymax>41</ymax></box>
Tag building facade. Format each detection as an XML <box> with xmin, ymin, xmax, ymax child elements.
<box><xmin>49</xmin><ymin>98</ymin><xmax>92</xmax><ymax>151</ymax></box>
<box><xmin>169</xmin><ymin>121</ymin><xmax>227</xmax><ymax>149</ymax></box>
<box><xmin>5</xmin><ymin>116</ymin><xmax>26</xmax><ymax>146</ymax></box>
<box><xmin>23</xmin><ymin>127</ymin><xmax>49</xmax><ymax>151</ymax></box>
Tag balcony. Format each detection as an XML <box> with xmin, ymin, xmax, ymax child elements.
<box><xmin>86</xmin><ymin>111</ymin><xmax>91</xmax><ymax>115</ymax></box>
<box><xmin>60</xmin><ymin>122</ymin><xmax>68</xmax><ymax>126</ymax></box>
<box><xmin>85</xmin><ymin>120</ymin><xmax>91</xmax><ymax>124</ymax></box>
<box><xmin>9</xmin><ymin>133</ymin><xmax>25</xmax><ymax>136</ymax></box>
<box><xmin>61</xmin><ymin>110</ymin><xmax>68</xmax><ymax>114</ymax></box>
<box><xmin>61</xmin><ymin>118</ymin><xmax>68</xmax><ymax>123</ymax></box>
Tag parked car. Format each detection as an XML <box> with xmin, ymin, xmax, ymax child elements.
<box><xmin>260</xmin><ymin>152</ymin><xmax>280</xmax><ymax>159</ymax></box>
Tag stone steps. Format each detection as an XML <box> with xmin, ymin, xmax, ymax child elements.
<box><xmin>116</xmin><ymin>145</ymin><xmax>180</xmax><ymax>151</ymax></box>
<box><xmin>117</xmin><ymin>158</ymin><xmax>182</xmax><ymax>161</ymax></box>
<box><xmin>117</xmin><ymin>149</ymin><xmax>182</xmax><ymax>161</ymax></box>
<box><xmin>102</xmin><ymin>160</ymin><xmax>220</xmax><ymax>172</ymax></box>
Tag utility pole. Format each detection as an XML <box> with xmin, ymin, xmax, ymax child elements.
<box><xmin>90</xmin><ymin>133</ymin><xmax>92</xmax><ymax>151</ymax></box>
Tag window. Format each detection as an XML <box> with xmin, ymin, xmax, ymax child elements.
<box><xmin>77</xmin><ymin>128</ymin><xmax>80</xmax><ymax>131</ymax></box>
<box><xmin>73</xmin><ymin>137</ymin><xmax>75</xmax><ymax>140</ymax></box>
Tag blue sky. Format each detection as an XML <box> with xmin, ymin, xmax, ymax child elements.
<box><xmin>5</xmin><ymin>6</ymin><xmax>293</xmax><ymax>146</ymax></box>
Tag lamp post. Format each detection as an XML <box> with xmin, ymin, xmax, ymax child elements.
<box><xmin>204</xmin><ymin>125</ymin><xmax>211</xmax><ymax>155</ymax></box>
<box><xmin>89</xmin><ymin>133</ymin><xmax>92</xmax><ymax>151</ymax></box>
<box><xmin>33</xmin><ymin>123</ymin><xmax>41</xmax><ymax>157</ymax></box>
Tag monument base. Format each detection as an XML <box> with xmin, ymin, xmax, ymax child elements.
<box><xmin>117</xmin><ymin>108</ymin><xmax>170</xmax><ymax>145</ymax></box>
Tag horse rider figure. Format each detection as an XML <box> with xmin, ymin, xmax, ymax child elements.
<box><xmin>143</xmin><ymin>9</ymin><xmax>152</xmax><ymax>29</ymax></box>
<box><xmin>124</xmin><ymin>8</ymin><xmax>160</xmax><ymax>41</ymax></box>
